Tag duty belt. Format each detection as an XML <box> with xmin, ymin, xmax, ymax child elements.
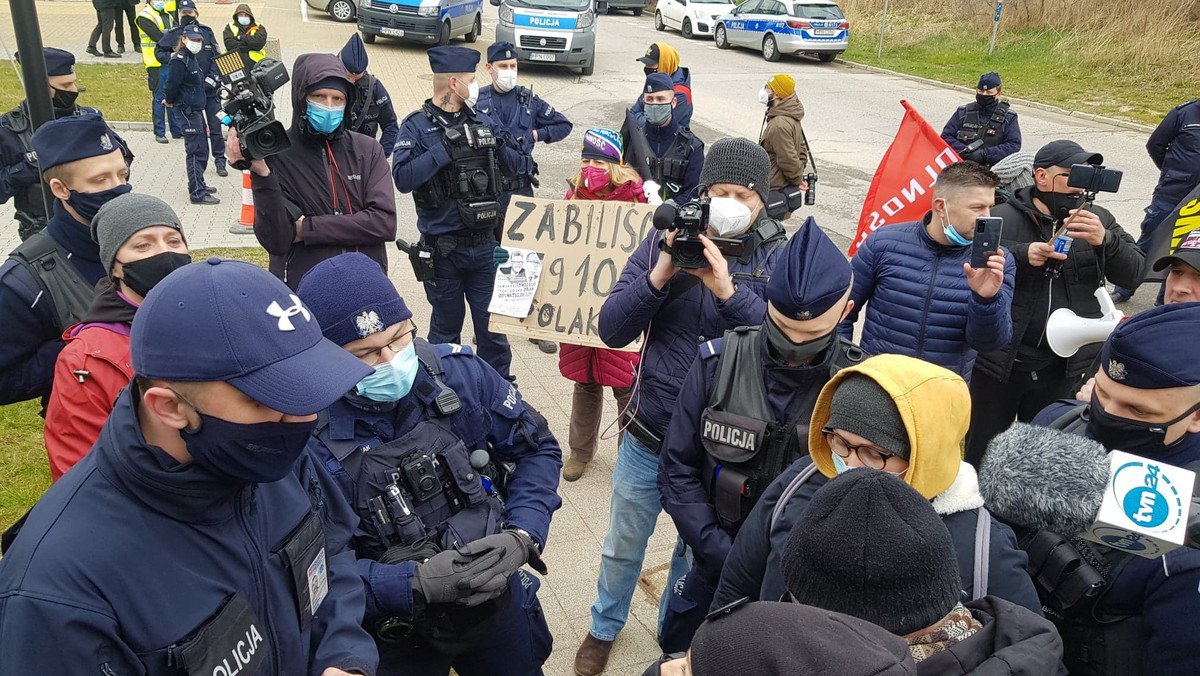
<box><xmin>621</xmin><ymin>410</ymin><xmax>664</xmax><ymax>454</ymax></box>
<box><xmin>502</xmin><ymin>175</ymin><xmax>534</xmax><ymax>192</ymax></box>
<box><xmin>428</xmin><ymin>229</ymin><xmax>496</xmax><ymax>247</ymax></box>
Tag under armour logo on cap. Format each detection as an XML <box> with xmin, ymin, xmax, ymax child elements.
<box><xmin>267</xmin><ymin>294</ymin><xmax>312</xmax><ymax>331</ymax></box>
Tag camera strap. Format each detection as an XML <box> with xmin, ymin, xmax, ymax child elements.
<box><xmin>800</xmin><ymin>125</ymin><xmax>817</xmax><ymax>179</ymax></box>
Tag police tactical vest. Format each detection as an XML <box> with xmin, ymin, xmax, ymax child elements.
<box><xmin>649</xmin><ymin>128</ymin><xmax>696</xmax><ymax>200</ymax></box>
<box><xmin>349</xmin><ymin>74</ymin><xmax>379</xmax><ymax>134</ymax></box>
<box><xmin>957</xmin><ymin>101</ymin><xmax>1011</xmax><ymax>148</ymax></box>
<box><xmin>1</xmin><ymin>106</ymin><xmax>53</xmax><ymax>237</ymax></box>
<box><xmin>700</xmin><ymin>326</ymin><xmax>864</xmax><ymax>533</ymax></box>
<box><xmin>8</xmin><ymin>230</ymin><xmax>95</xmax><ymax>332</ymax></box>
<box><xmin>412</xmin><ymin>103</ymin><xmax>502</xmax><ymax>232</ymax></box>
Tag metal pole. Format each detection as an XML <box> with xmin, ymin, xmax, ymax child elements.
<box><xmin>988</xmin><ymin>1</ymin><xmax>1003</xmax><ymax>57</ymax></box>
<box><xmin>877</xmin><ymin>0</ymin><xmax>889</xmax><ymax>59</ymax></box>
<box><xmin>8</xmin><ymin>0</ymin><xmax>53</xmax><ymax>129</ymax></box>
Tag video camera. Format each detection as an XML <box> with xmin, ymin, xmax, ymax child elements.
<box><xmin>214</xmin><ymin>52</ymin><xmax>291</xmax><ymax>169</ymax></box>
<box><xmin>652</xmin><ymin>197</ymin><xmax>745</xmax><ymax>269</ymax></box>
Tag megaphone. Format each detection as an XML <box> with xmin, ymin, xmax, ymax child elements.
<box><xmin>1046</xmin><ymin>287</ymin><xmax>1125</xmax><ymax>358</ymax></box>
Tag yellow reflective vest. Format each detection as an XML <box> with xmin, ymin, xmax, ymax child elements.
<box><xmin>137</xmin><ymin>5</ymin><xmax>174</xmax><ymax>68</ymax></box>
<box><xmin>227</xmin><ymin>23</ymin><xmax>265</xmax><ymax>62</ymax></box>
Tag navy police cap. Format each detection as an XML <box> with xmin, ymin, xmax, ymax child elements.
<box><xmin>977</xmin><ymin>72</ymin><xmax>1001</xmax><ymax>89</ymax></box>
<box><xmin>644</xmin><ymin>72</ymin><xmax>673</xmax><ymax>94</ymax></box>
<box><xmin>487</xmin><ymin>41</ymin><xmax>517</xmax><ymax>63</ymax></box>
<box><xmin>15</xmin><ymin>48</ymin><xmax>75</xmax><ymax>77</ymax></box>
<box><xmin>428</xmin><ymin>46</ymin><xmax>479</xmax><ymax>73</ymax></box>
<box><xmin>767</xmin><ymin>218</ymin><xmax>853</xmax><ymax>321</ymax></box>
<box><xmin>1100</xmin><ymin>302</ymin><xmax>1200</xmax><ymax>389</ymax></box>
<box><xmin>31</xmin><ymin>112</ymin><xmax>121</xmax><ymax>172</ymax></box>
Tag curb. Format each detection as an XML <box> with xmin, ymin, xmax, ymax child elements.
<box><xmin>837</xmin><ymin>59</ymin><xmax>1155</xmax><ymax>134</ymax></box>
<box><xmin>107</xmin><ymin>120</ymin><xmax>156</xmax><ymax>132</ymax></box>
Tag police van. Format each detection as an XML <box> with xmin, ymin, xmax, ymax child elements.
<box><xmin>713</xmin><ymin>0</ymin><xmax>849</xmax><ymax>62</ymax></box>
<box><xmin>357</xmin><ymin>0</ymin><xmax>484</xmax><ymax>45</ymax></box>
<box><xmin>492</xmin><ymin>0</ymin><xmax>598</xmax><ymax>75</ymax></box>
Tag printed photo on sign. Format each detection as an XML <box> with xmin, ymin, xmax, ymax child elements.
<box><xmin>489</xmin><ymin>248</ymin><xmax>543</xmax><ymax>318</ymax></box>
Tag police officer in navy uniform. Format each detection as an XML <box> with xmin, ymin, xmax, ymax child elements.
<box><xmin>157</xmin><ymin>0</ymin><xmax>227</xmax><ymax>177</ymax></box>
<box><xmin>657</xmin><ymin>219</ymin><xmax>863</xmax><ymax>653</ymax></box>
<box><xmin>340</xmin><ymin>34</ymin><xmax>400</xmax><ymax>160</ymax></box>
<box><xmin>164</xmin><ymin>24</ymin><xmax>220</xmax><ymax>205</ymax></box>
<box><xmin>392</xmin><ymin>46</ymin><xmax>524</xmax><ymax>382</ymax></box>
<box><xmin>0</xmin><ymin>113</ymin><xmax>131</xmax><ymax>406</ymax></box>
<box><xmin>0</xmin><ymin>257</ymin><xmax>380</xmax><ymax>675</ymax></box>
<box><xmin>633</xmin><ymin>72</ymin><xmax>704</xmax><ymax>204</ymax></box>
<box><xmin>941</xmin><ymin>72</ymin><xmax>1021</xmax><ymax>168</ymax></box>
<box><xmin>296</xmin><ymin>253</ymin><xmax>562</xmax><ymax>676</ymax></box>
<box><xmin>1029</xmin><ymin>302</ymin><xmax>1200</xmax><ymax>674</ymax></box>
<box><xmin>1</xmin><ymin>48</ymin><xmax>112</xmax><ymax>241</ymax></box>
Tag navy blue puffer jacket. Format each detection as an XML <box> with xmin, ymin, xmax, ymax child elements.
<box><xmin>838</xmin><ymin>219</ymin><xmax>1015</xmax><ymax>382</ymax></box>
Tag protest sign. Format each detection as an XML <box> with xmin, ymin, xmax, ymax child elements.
<box><xmin>1141</xmin><ymin>183</ymin><xmax>1200</xmax><ymax>282</ymax></box>
<box><xmin>489</xmin><ymin>197</ymin><xmax>656</xmax><ymax>349</ymax></box>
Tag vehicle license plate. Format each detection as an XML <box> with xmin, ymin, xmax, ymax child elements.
<box><xmin>814</xmin><ymin>28</ymin><xmax>836</xmax><ymax>36</ymax></box>
<box><xmin>530</xmin><ymin>52</ymin><xmax>555</xmax><ymax>62</ymax></box>
<box><xmin>381</xmin><ymin>27</ymin><xmax>404</xmax><ymax>36</ymax></box>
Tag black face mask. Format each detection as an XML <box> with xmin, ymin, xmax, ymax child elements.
<box><xmin>1033</xmin><ymin>188</ymin><xmax>1086</xmax><ymax>221</ymax></box>
<box><xmin>1088</xmin><ymin>394</ymin><xmax>1200</xmax><ymax>456</ymax></box>
<box><xmin>763</xmin><ymin>314</ymin><xmax>835</xmax><ymax>365</ymax></box>
<box><xmin>975</xmin><ymin>93</ymin><xmax>997</xmax><ymax>107</ymax></box>
<box><xmin>116</xmin><ymin>251</ymin><xmax>191</xmax><ymax>298</ymax></box>
<box><xmin>180</xmin><ymin>14</ymin><xmax>198</xmax><ymax>25</ymax></box>
<box><xmin>644</xmin><ymin>66</ymin><xmax>656</xmax><ymax>76</ymax></box>
<box><xmin>51</xmin><ymin>87</ymin><xmax>79</xmax><ymax>113</ymax></box>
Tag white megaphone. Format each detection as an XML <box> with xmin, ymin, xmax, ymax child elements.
<box><xmin>1047</xmin><ymin>287</ymin><xmax>1125</xmax><ymax>358</ymax></box>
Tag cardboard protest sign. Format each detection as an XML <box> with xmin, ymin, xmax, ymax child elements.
<box><xmin>489</xmin><ymin>197</ymin><xmax>656</xmax><ymax>349</ymax></box>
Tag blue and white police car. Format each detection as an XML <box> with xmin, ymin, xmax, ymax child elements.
<box><xmin>713</xmin><ymin>0</ymin><xmax>849</xmax><ymax>62</ymax></box>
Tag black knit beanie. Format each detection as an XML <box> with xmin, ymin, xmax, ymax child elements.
<box><xmin>699</xmin><ymin>137</ymin><xmax>771</xmax><ymax>202</ymax></box>
<box><xmin>826</xmin><ymin>374</ymin><xmax>911</xmax><ymax>460</ymax></box>
<box><xmin>782</xmin><ymin>470</ymin><xmax>961</xmax><ymax>636</ymax></box>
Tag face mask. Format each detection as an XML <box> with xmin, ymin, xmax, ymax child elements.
<box><xmin>152</xmin><ymin>0</ymin><xmax>165</xmax><ymax>10</ymax></box>
<box><xmin>643</xmin><ymin>66</ymin><xmax>656</xmax><ymax>76</ymax></box>
<box><xmin>455</xmin><ymin>80</ymin><xmax>479</xmax><ymax>109</ymax></box>
<box><xmin>832</xmin><ymin>453</ymin><xmax>854</xmax><ymax>475</ymax></box>
<box><xmin>1034</xmin><ymin>188</ymin><xmax>1086</xmax><ymax>221</ymax></box>
<box><xmin>181</xmin><ymin>13</ymin><xmax>198</xmax><ymax>25</ymax></box>
<box><xmin>306</xmin><ymin>100</ymin><xmax>344</xmax><ymax>134</ymax></box>
<box><xmin>976</xmin><ymin>93</ymin><xmax>997</xmax><ymax>107</ymax></box>
<box><xmin>237</xmin><ymin>15</ymin><xmax>251</xmax><ymax>26</ymax></box>
<box><xmin>65</xmin><ymin>183</ymin><xmax>132</xmax><ymax>223</ymax></box>
<box><xmin>707</xmin><ymin>195</ymin><xmax>754</xmax><ymax>237</ymax></box>
<box><xmin>757</xmin><ymin>88</ymin><xmax>772</xmax><ymax>105</ymax></box>
<box><xmin>763</xmin><ymin>314</ymin><xmax>836</xmax><ymax>364</ymax></box>
<box><xmin>181</xmin><ymin>411</ymin><xmax>317</xmax><ymax>484</ymax></box>
<box><xmin>494</xmin><ymin>69</ymin><xmax>518</xmax><ymax>93</ymax></box>
<box><xmin>185</xmin><ymin>40</ymin><xmax>203</xmax><ymax>54</ymax></box>
<box><xmin>356</xmin><ymin>342</ymin><xmax>420</xmax><ymax>402</ymax></box>
<box><xmin>645</xmin><ymin>102</ymin><xmax>672</xmax><ymax>127</ymax></box>
<box><xmin>581</xmin><ymin>166</ymin><xmax>609</xmax><ymax>191</ymax></box>
<box><xmin>117</xmin><ymin>251</ymin><xmax>191</xmax><ymax>298</ymax></box>
<box><xmin>51</xmin><ymin>87</ymin><xmax>79</xmax><ymax>112</ymax></box>
<box><xmin>1089</xmin><ymin>395</ymin><xmax>1200</xmax><ymax>456</ymax></box>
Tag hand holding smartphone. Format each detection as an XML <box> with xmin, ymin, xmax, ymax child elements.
<box><xmin>971</xmin><ymin>217</ymin><xmax>1004</xmax><ymax>269</ymax></box>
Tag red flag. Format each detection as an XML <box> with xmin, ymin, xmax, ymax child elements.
<box><xmin>849</xmin><ymin>101</ymin><xmax>961</xmax><ymax>256</ymax></box>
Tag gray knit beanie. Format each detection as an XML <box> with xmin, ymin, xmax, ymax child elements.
<box><xmin>991</xmin><ymin>151</ymin><xmax>1035</xmax><ymax>193</ymax></box>
<box><xmin>825</xmin><ymin>374</ymin><xmax>911</xmax><ymax>460</ymax></box>
<box><xmin>699</xmin><ymin>137</ymin><xmax>771</xmax><ymax>202</ymax></box>
<box><xmin>92</xmin><ymin>193</ymin><xmax>186</xmax><ymax>272</ymax></box>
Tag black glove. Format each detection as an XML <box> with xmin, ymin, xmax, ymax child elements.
<box><xmin>412</xmin><ymin>546</ymin><xmax>503</xmax><ymax>607</ymax></box>
<box><xmin>492</xmin><ymin>247</ymin><xmax>509</xmax><ymax>269</ymax></box>
<box><xmin>966</xmin><ymin>147</ymin><xmax>988</xmax><ymax>164</ymax></box>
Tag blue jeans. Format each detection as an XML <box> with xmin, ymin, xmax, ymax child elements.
<box><xmin>424</xmin><ymin>239</ymin><xmax>512</xmax><ymax>380</ymax></box>
<box><xmin>152</xmin><ymin>68</ymin><xmax>183</xmax><ymax>138</ymax></box>
<box><xmin>588</xmin><ymin>434</ymin><xmax>690</xmax><ymax>642</ymax></box>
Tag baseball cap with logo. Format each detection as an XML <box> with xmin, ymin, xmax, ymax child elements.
<box><xmin>130</xmin><ymin>258</ymin><xmax>373</xmax><ymax>415</ymax></box>
<box><xmin>636</xmin><ymin>43</ymin><xmax>660</xmax><ymax>66</ymax></box>
<box><xmin>1153</xmin><ymin>228</ymin><xmax>1200</xmax><ymax>274</ymax></box>
<box><xmin>1033</xmin><ymin>139</ymin><xmax>1103</xmax><ymax>170</ymax></box>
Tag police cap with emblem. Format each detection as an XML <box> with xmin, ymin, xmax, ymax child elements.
<box><xmin>31</xmin><ymin>111</ymin><xmax>121</xmax><ymax>172</ymax></box>
<box><xmin>428</xmin><ymin>45</ymin><xmax>479</xmax><ymax>73</ymax></box>
<box><xmin>1153</xmin><ymin>228</ymin><xmax>1200</xmax><ymax>274</ymax></box>
<box><xmin>178</xmin><ymin>0</ymin><xmax>197</xmax><ymax>11</ymax></box>
<box><xmin>1100</xmin><ymin>301</ymin><xmax>1200</xmax><ymax>389</ymax></box>
<box><xmin>340</xmin><ymin>33</ymin><xmax>369</xmax><ymax>75</ymax></box>
<box><xmin>487</xmin><ymin>41</ymin><xmax>517</xmax><ymax>63</ymax></box>
<box><xmin>182</xmin><ymin>24</ymin><xmax>204</xmax><ymax>40</ymax></box>
<box><xmin>643</xmin><ymin>72</ymin><xmax>672</xmax><ymax>95</ymax></box>
<box><xmin>977</xmin><ymin>72</ymin><xmax>1001</xmax><ymax>90</ymax></box>
<box><xmin>131</xmin><ymin>258</ymin><xmax>372</xmax><ymax>415</ymax></box>
<box><xmin>297</xmin><ymin>252</ymin><xmax>413</xmax><ymax>348</ymax></box>
<box><xmin>766</xmin><ymin>218</ymin><xmax>852</xmax><ymax>321</ymax></box>
<box><xmin>15</xmin><ymin>47</ymin><xmax>75</xmax><ymax>77</ymax></box>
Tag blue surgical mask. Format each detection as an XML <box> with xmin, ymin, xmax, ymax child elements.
<box><xmin>152</xmin><ymin>0</ymin><xmax>165</xmax><ymax>10</ymax></box>
<box><xmin>306</xmin><ymin>100</ymin><xmax>344</xmax><ymax>135</ymax></box>
<box><xmin>237</xmin><ymin>15</ymin><xmax>251</xmax><ymax>26</ymax></box>
<box><xmin>943</xmin><ymin>223</ymin><xmax>972</xmax><ymax>247</ymax></box>
<box><xmin>356</xmin><ymin>342</ymin><xmax>419</xmax><ymax>402</ymax></box>
<box><xmin>66</xmin><ymin>183</ymin><xmax>132</xmax><ymax>223</ymax></box>
<box><xmin>832</xmin><ymin>453</ymin><xmax>855</xmax><ymax>475</ymax></box>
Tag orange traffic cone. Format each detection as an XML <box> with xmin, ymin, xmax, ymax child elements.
<box><xmin>229</xmin><ymin>170</ymin><xmax>255</xmax><ymax>235</ymax></box>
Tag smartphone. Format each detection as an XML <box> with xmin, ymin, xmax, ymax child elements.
<box><xmin>971</xmin><ymin>217</ymin><xmax>1003</xmax><ymax>269</ymax></box>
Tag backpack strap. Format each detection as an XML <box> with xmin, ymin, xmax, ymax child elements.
<box><xmin>973</xmin><ymin>505</ymin><xmax>991</xmax><ymax>600</ymax></box>
<box><xmin>769</xmin><ymin>462</ymin><xmax>821</xmax><ymax>533</ymax></box>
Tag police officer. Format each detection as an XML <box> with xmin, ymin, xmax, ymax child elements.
<box><xmin>0</xmin><ymin>113</ymin><xmax>131</xmax><ymax>406</ymax></box>
<box><xmin>1</xmin><ymin>48</ymin><xmax>113</xmax><ymax>241</ymax></box>
<box><xmin>657</xmin><ymin>220</ymin><xmax>862</xmax><ymax>653</ymax></box>
<box><xmin>0</xmin><ymin>257</ymin><xmax>380</xmax><ymax>675</ymax></box>
<box><xmin>222</xmin><ymin>4</ymin><xmax>268</xmax><ymax>63</ymax></box>
<box><xmin>136</xmin><ymin>0</ymin><xmax>182</xmax><ymax>144</ymax></box>
<box><xmin>296</xmin><ymin>252</ymin><xmax>562</xmax><ymax>675</ymax></box>
<box><xmin>633</xmin><ymin>73</ymin><xmax>704</xmax><ymax>204</ymax></box>
<box><xmin>164</xmin><ymin>24</ymin><xmax>219</xmax><ymax>205</ymax></box>
<box><xmin>157</xmin><ymin>0</ymin><xmax>227</xmax><ymax>177</ymax></box>
<box><xmin>1030</xmin><ymin>302</ymin><xmax>1200</xmax><ymax>674</ymax></box>
<box><xmin>575</xmin><ymin>138</ymin><xmax>787</xmax><ymax>676</ymax></box>
<box><xmin>941</xmin><ymin>72</ymin><xmax>1021</xmax><ymax>168</ymax></box>
<box><xmin>478</xmin><ymin>40</ymin><xmax>573</xmax><ymax>355</ymax></box>
<box><xmin>392</xmin><ymin>46</ymin><xmax>524</xmax><ymax>382</ymax></box>
<box><xmin>339</xmin><ymin>34</ymin><xmax>399</xmax><ymax>160</ymax></box>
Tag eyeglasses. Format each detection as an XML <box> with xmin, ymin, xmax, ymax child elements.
<box><xmin>822</xmin><ymin>427</ymin><xmax>898</xmax><ymax>470</ymax></box>
<box><xmin>364</xmin><ymin>324</ymin><xmax>418</xmax><ymax>367</ymax></box>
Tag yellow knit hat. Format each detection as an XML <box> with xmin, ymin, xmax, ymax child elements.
<box><xmin>767</xmin><ymin>73</ymin><xmax>795</xmax><ymax>98</ymax></box>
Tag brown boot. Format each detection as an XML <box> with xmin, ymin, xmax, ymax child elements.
<box><xmin>562</xmin><ymin>456</ymin><xmax>588</xmax><ymax>482</ymax></box>
<box><xmin>574</xmin><ymin>633</ymin><xmax>614</xmax><ymax>676</ymax></box>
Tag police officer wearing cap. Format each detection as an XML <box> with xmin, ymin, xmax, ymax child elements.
<box><xmin>340</xmin><ymin>34</ymin><xmax>400</xmax><ymax>160</ymax></box>
<box><xmin>164</xmin><ymin>23</ymin><xmax>220</xmax><ymax>205</ymax></box>
<box><xmin>657</xmin><ymin>220</ymin><xmax>864</xmax><ymax>653</ymax></box>
<box><xmin>941</xmin><ymin>72</ymin><xmax>1021</xmax><ymax>168</ymax></box>
<box><xmin>0</xmin><ymin>257</ymin><xmax>379</xmax><ymax>675</ymax></box>
<box><xmin>1029</xmin><ymin>302</ymin><xmax>1200</xmax><ymax>674</ymax></box>
<box><xmin>0</xmin><ymin>113</ymin><xmax>132</xmax><ymax>406</ymax></box>
<box><xmin>630</xmin><ymin>72</ymin><xmax>704</xmax><ymax>204</ymax></box>
<box><xmin>392</xmin><ymin>46</ymin><xmax>524</xmax><ymax>382</ymax></box>
<box><xmin>1</xmin><ymin>48</ymin><xmax>115</xmax><ymax>241</ymax></box>
<box><xmin>575</xmin><ymin>138</ymin><xmax>787</xmax><ymax>676</ymax></box>
<box><xmin>157</xmin><ymin>0</ymin><xmax>227</xmax><ymax>177</ymax></box>
<box><xmin>296</xmin><ymin>253</ymin><xmax>562</xmax><ymax>675</ymax></box>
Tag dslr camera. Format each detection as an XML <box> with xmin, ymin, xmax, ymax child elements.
<box><xmin>215</xmin><ymin>53</ymin><xmax>291</xmax><ymax>169</ymax></box>
<box><xmin>653</xmin><ymin>197</ymin><xmax>745</xmax><ymax>269</ymax></box>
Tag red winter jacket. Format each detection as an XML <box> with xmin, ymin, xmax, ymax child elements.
<box><xmin>558</xmin><ymin>179</ymin><xmax>643</xmax><ymax>387</ymax></box>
